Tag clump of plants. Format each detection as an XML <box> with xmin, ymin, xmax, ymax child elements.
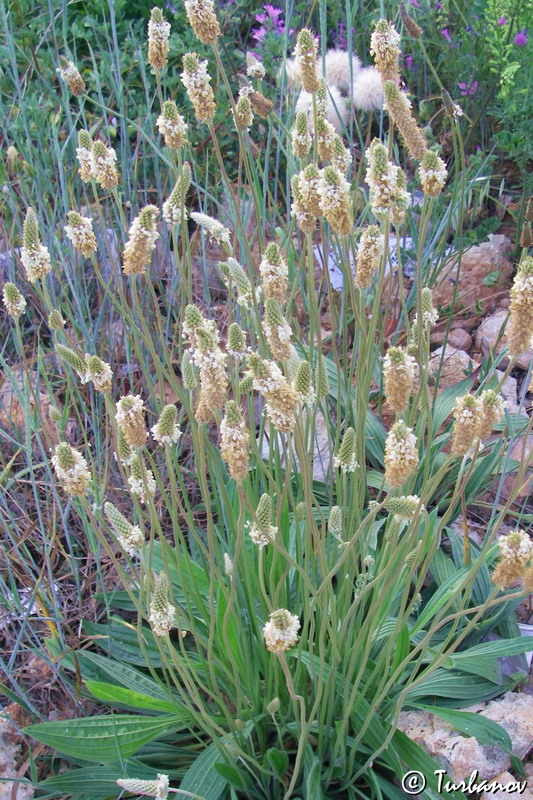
<box><xmin>3</xmin><ymin>2</ymin><xmax>533</xmax><ymax>799</ymax></box>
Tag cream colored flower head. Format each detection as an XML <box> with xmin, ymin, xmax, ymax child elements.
<box><xmin>57</xmin><ymin>56</ymin><xmax>85</xmax><ymax>95</ymax></box>
<box><xmin>263</xmin><ymin>609</ymin><xmax>300</xmax><ymax>654</ymax></box>
<box><xmin>148</xmin><ymin>8</ymin><xmax>171</xmax><ymax>71</ymax></box>
<box><xmin>21</xmin><ymin>208</ymin><xmax>52</xmax><ymax>283</ymax></box>
<box><xmin>148</xmin><ymin>573</ymin><xmax>175</xmax><ymax>637</ymax></box>
<box><xmin>3</xmin><ymin>283</ymin><xmax>26</xmax><ymax>319</ymax></box>
<box><xmin>117</xmin><ymin>775</ymin><xmax>169</xmax><ymax>800</ymax></box>
<box><xmin>65</xmin><ymin>211</ymin><xmax>97</xmax><ymax>257</ymax></box>
<box><xmin>51</xmin><ymin>442</ymin><xmax>91</xmax><ymax>497</ymax></box>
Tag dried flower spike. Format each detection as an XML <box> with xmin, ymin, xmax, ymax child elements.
<box><xmin>220</xmin><ymin>400</ymin><xmax>249</xmax><ymax>481</ymax></box>
<box><xmin>370</xmin><ymin>20</ymin><xmax>401</xmax><ymax>82</ymax></box>
<box><xmin>263</xmin><ymin>609</ymin><xmax>300</xmax><ymax>654</ymax></box>
<box><xmin>520</xmin><ymin>222</ymin><xmax>532</xmax><ymax>249</ymax></box>
<box><xmin>3</xmin><ymin>283</ymin><xmax>26</xmax><ymax>319</ymax></box>
<box><xmin>184</xmin><ymin>0</ymin><xmax>220</xmax><ymax>45</ymax></box>
<box><xmin>478</xmin><ymin>390</ymin><xmax>506</xmax><ymax>439</ymax></box>
<box><xmin>383</xmin><ymin>346</ymin><xmax>416</xmax><ymax>413</ymax></box>
<box><xmin>157</xmin><ymin>100</ymin><xmax>188</xmax><ymax>148</ymax></box>
<box><xmin>316</xmin><ymin>116</ymin><xmax>336</xmax><ymax>161</ymax></box>
<box><xmin>123</xmin><ymin>205</ymin><xmax>160</xmax><ymax>276</ymax></box>
<box><xmin>182</xmin><ymin>305</ymin><xmax>228</xmax><ymax>416</ymax></box>
<box><xmin>365</xmin><ymin>139</ymin><xmax>410</xmax><ymax>224</ymax></box>
<box><xmin>507</xmin><ymin>256</ymin><xmax>533</xmax><ymax>356</ymax></box>
<box><xmin>492</xmin><ymin>529</ymin><xmax>533</xmax><ymax>589</ymax></box>
<box><xmin>21</xmin><ymin>208</ymin><xmax>52</xmax><ymax>283</ymax></box>
<box><xmin>248</xmin><ymin>89</ymin><xmax>273</xmax><ymax>119</ymax></box>
<box><xmin>51</xmin><ymin>442</ymin><xmax>91</xmax><ymax>497</ymax></box>
<box><xmin>149</xmin><ymin>572</ymin><xmax>175</xmax><ymax>636</ymax></box>
<box><xmin>294</xmin><ymin>29</ymin><xmax>319</xmax><ymax>93</ymax></box>
<box><xmin>181</xmin><ymin>52</ymin><xmax>216</xmax><ymax>123</ymax></box>
<box><xmin>151</xmin><ymin>404</ymin><xmax>182</xmax><ymax>446</ymax></box>
<box><xmin>92</xmin><ymin>140</ymin><xmax>119</xmax><ymax>189</ymax></box>
<box><xmin>318</xmin><ymin>166</ymin><xmax>352</xmax><ymax>236</ymax></box>
<box><xmin>451</xmin><ymin>394</ymin><xmax>483</xmax><ymax>456</ymax></box>
<box><xmin>57</xmin><ymin>56</ymin><xmax>85</xmax><ymax>95</ymax></box>
<box><xmin>65</xmin><ymin>211</ymin><xmax>97</xmax><ymax>257</ymax></box>
<box><xmin>291</xmin><ymin>174</ymin><xmax>317</xmax><ymax>233</ymax></box>
<box><xmin>148</xmin><ymin>8</ymin><xmax>171</xmax><ymax>71</ymax></box>
<box><xmin>355</xmin><ymin>225</ymin><xmax>384</xmax><ymax>289</ymax></box>
<box><xmin>384</xmin><ymin>420</ymin><xmax>418</xmax><ymax>488</ymax></box>
<box><xmin>383</xmin><ymin>81</ymin><xmax>428</xmax><ymax>161</ymax></box>
<box><xmin>399</xmin><ymin>2</ymin><xmax>422</xmax><ymax>38</ymax></box>
<box><xmin>116</xmin><ymin>394</ymin><xmax>148</xmax><ymax>448</ymax></box>
<box><xmin>247</xmin><ymin>353</ymin><xmax>300</xmax><ymax>433</ymax></box>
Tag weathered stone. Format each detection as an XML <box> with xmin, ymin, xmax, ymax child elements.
<box><xmin>399</xmin><ymin>693</ymin><xmax>533</xmax><ymax>783</ymax></box>
<box><xmin>475</xmin><ymin>309</ymin><xmax>533</xmax><ymax>370</ymax></box>
<box><xmin>0</xmin><ymin>706</ymin><xmax>34</xmax><ymax>800</ymax></box>
<box><xmin>429</xmin><ymin>346</ymin><xmax>479</xmax><ymax>391</ymax></box>
<box><xmin>500</xmin><ymin>435</ymin><xmax>533</xmax><ymax>501</ymax></box>
<box><xmin>479</xmin><ymin>772</ymin><xmax>533</xmax><ymax>800</ymax></box>
<box><xmin>495</xmin><ymin>370</ymin><xmax>520</xmax><ymax>415</ymax></box>
<box><xmin>433</xmin><ymin>235</ymin><xmax>514</xmax><ymax>318</ymax></box>
<box><xmin>431</xmin><ymin>327</ymin><xmax>472</xmax><ymax>350</ymax></box>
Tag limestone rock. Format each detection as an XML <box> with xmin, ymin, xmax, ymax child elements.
<box><xmin>500</xmin><ymin>435</ymin><xmax>533</xmax><ymax>502</ymax></box>
<box><xmin>398</xmin><ymin>692</ymin><xmax>533</xmax><ymax>783</ymax></box>
<box><xmin>431</xmin><ymin>328</ymin><xmax>472</xmax><ymax>351</ymax></box>
<box><xmin>475</xmin><ymin>309</ymin><xmax>533</xmax><ymax>370</ymax></box>
<box><xmin>495</xmin><ymin>370</ymin><xmax>520</xmax><ymax>415</ymax></box>
<box><xmin>479</xmin><ymin>771</ymin><xmax>533</xmax><ymax>800</ymax></box>
<box><xmin>0</xmin><ymin>707</ymin><xmax>34</xmax><ymax>800</ymax></box>
<box><xmin>429</xmin><ymin>346</ymin><xmax>479</xmax><ymax>391</ymax></box>
<box><xmin>433</xmin><ymin>235</ymin><xmax>514</xmax><ymax>318</ymax></box>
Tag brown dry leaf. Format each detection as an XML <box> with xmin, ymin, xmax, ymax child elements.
<box><xmin>0</xmin><ymin>370</ymin><xmax>61</xmax><ymax>446</ymax></box>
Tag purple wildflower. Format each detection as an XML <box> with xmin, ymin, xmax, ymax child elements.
<box><xmin>436</xmin><ymin>1</ymin><xmax>442</xmax><ymax>9</ymax></box>
<box><xmin>441</xmin><ymin>28</ymin><xmax>453</xmax><ymax>45</ymax></box>
<box><xmin>498</xmin><ymin>17</ymin><xmax>507</xmax><ymax>25</ymax></box>
<box><xmin>514</xmin><ymin>29</ymin><xmax>528</xmax><ymax>45</ymax></box>
<box><xmin>264</xmin><ymin>4</ymin><xmax>283</xmax><ymax>19</ymax></box>
<box><xmin>409</xmin><ymin>0</ymin><xmax>421</xmax><ymax>6</ymax></box>
<box><xmin>405</xmin><ymin>55</ymin><xmax>413</xmax><ymax>69</ymax></box>
<box><xmin>165</xmin><ymin>0</ymin><xmax>176</xmax><ymax>12</ymax></box>
<box><xmin>458</xmin><ymin>80</ymin><xmax>478</xmax><ymax>96</ymax></box>
<box><xmin>336</xmin><ymin>22</ymin><xmax>347</xmax><ymax>49</ymax></box>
